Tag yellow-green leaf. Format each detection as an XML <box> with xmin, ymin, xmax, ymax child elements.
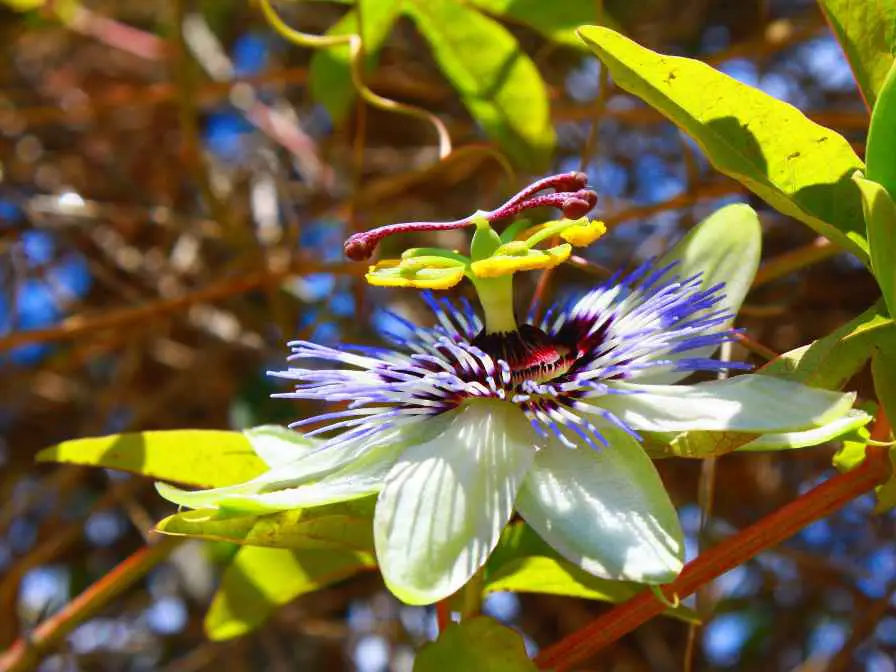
<box><xmin>577</xmin><ymin>26</ymin><xmax>868</xmax><ymax>262</ymax></box>
<box><xmin>872</xmin><ymin>345</ymin><xmax>896</xmax><ymax>434</ymax></box>
<box><xmin>853</xmin><ymin>175</ymin><xmax>896</xmax><ymax>317</ymax></box>
<box><xmin>155</xmin><ymin>498</ymin><xmax>376</xmax><ymax>552</ymax></box>
<box><xmin>414</xmin><ymin>616</ymin><xmax>537</xmax><ymax>672</ymax></box>
<box><xmin>833</xmin><ymin>424</ymin><xmax>871</xmax><ymax>473</ymax></box>
<box><xmin>2</xmin><ymin>0</ymin><xmax>44</xmax><ymax>11</ymax></box>
<box><xmin>818</xmin><ymin>0</ymin><xmax>896</xmax><ymax>108</ymax></box>
<box><xmin>205</xmin><ymin>546</ymin><xmax>373</xmax><ymax>641</ymax></box>
<box><xmin>404</xmin><ymin>0</ymin><xmax>555</xmax><ymax>168</ymax></box>
<box><xmin>467</xmin><ymin>0</ymin><xmax>619</xmax><ymax>50</ymax></box>
<box><xmin>484</xmin><ymin>523</ymin><xmax>697</xmax><ymax>622</ymax></box>
<box><xmin>486</xmin><ymin>556</ymin><xmax>698</xmax><ymax>623</ymax></box>
<box><xmin>36</xmin><ymin>430</ymin><xmax>266</xmax><ymax>488</ymax></box>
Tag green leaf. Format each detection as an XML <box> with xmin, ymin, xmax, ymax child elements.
<box><xmin>872</xmin><ymin>344</ymin><xmax>896</xmax><ymax>430</ymax></box>
<box><xmin>767</xmin><ymin>301</ymin><xmax>894</xmax><ymax>389</ymax></box>
<box><xmin>467</xmin><ymin>0</ymin><xmax>619</xmax><ymax>50</ymax></box>
<box><xmin>818</xmin><ymin>0</ymin><xmax>896</xmax><ymax>109</ymax></box>
<box><xmin>483</xmin><ymin>523</ymin><xmax>697</xmax><ymax>622</ymax></box>
<box><xmin>414</xmin><ymin>616</ymin><xmax>537</xmax><ymax>672</ymax></box>
<box><xmin>308</xmin><ymin>0</ymin><xmax>403</xmax><ymax>123</ymax></box>
<box><xmin>866</xmin><ymin>59</ymin><xmax>896</xmax><ymax>197</ymax></box>
<box><xmin>837</xmin><ymin>345</ymin><xmax>896</xmax><ymax>513</ymax></box>
<box><xmin>487</xmin><ymin>557</ymin><xmax>698</xmax><ymax>623</ymax></box>
<box><xmin>155</xmin><ymin>498</ymin><xmax>377</xmax><ymax>552</ymax></box>
<box><xmin>404</xmin><ymin>0</ymin><xmax>555</xmax><ymax>167</ymax></box>
<box><xmin>833</xmin><ymin>424</ymin><xmax>871</xmax><ymax>473</ymax></box>
<box><xmin>577</xmin><ymin>26</ymin><xmax>868</xmax><ymax>262</ymax></box>
<box><xmin>205</xmin><ymin>546</ymin><xmax>372</xmax><ymax>641</ymax></box>
<box><xmin>36</xmin><ymin>430</ymin><xmax>266</xmax><ymax>488</ymax></box>
<box><xmin>853</xmin><ymin>175</ymin><xmax>896</xmax><ymax>317</ymax></box>
<box><xmin>2</xmin><ymin>0</ymin><xmax>44</xmax><ymax>10</ymax></box>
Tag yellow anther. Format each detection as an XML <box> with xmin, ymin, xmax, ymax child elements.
<box><xmin>470</xmin><ymin>244</ymin><xmax>571</xmax><ymax>279</ymax></box>
<box><xmin>561</xmin><ymin>219</ymin><xmax>607</xmax><ymax>247</ymax></box>
<box><xmin>365</xmin><ymin>259</ymin><xmax>465</xmax><ymax>290</ymax></box>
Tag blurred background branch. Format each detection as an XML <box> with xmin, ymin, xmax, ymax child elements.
<box><xmin>0</xmin><ymin>0</ymin><xmax>891</xmax><ymax>670</ymax></box>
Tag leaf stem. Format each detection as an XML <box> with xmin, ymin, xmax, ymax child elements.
<box><xmin>460</xmin><ymin>569</ymin><xmax>485</xmax><ymax>619</ymax></box>
<box><xmin>533</xmin><ymin>441</ymin><xmax>891</xmax><ymax>671</ymax></box>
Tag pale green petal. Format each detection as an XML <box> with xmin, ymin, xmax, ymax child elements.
<box><xmin>638</xmin><ymin>203</ymin><xmax>761</xmax><ymax>384</ymax></box>
<box><xmin>156</xmin><ymin>425</ymin><xmax>411</xmax><ymax>513</ymax></box>
<box><xmin>375</xmin><ymin>399</ymin><xmax>537</xmax><ymax>605</ymax></box>
<box><xmin>736</xmin><ymin>409</ymin><xmax>872</xmax><ymax>452</ymax></box>
<box><xmin>595</xmin><ymin>375</ymin><xmax>855</xmax><ymax>433</ymax></box>
<box><xmin>157</xmin><ymin>437</ymin><xmax>407</xmax><ymax>514</ymax></box>
<box><xmin>516</xmin><ymin>429</ymin><xmax>683</xmax><ymax>583</ymax></box>
<box><xmin>243</xmin><ymin>425</ymin><xmax>320</xmax><ymax>468</ymax></box>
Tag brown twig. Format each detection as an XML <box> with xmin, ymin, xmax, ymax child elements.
<box><xmin>0</xmin><ymin>258</ymin><xmax>363</xmax><ymax>353</ymax></box>
<box><xmin>0</xmin><ymin>536</ymin><xmax>181</xmax><ymax>672</ymax></box>
<box><xmin>753</xmin><ymin>237</ymin><xmax>837</xmax><ymax>287</ymax></box>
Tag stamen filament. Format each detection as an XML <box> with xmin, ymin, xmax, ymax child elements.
<box><xmin>471</xmin><ymin>276</ymin><xmax>517</xmax><ymax>333</ymax></box>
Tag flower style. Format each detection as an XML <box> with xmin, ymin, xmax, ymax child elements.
<box><xmin>158</xmin><ymin>174</ymin><xmax>858</xmax><ymax>605</ymax></box>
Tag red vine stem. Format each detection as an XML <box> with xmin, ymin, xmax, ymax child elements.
<box><xmin>0</xmin><ymin>536</ymin><xmax>180</xmax><ymax>672</ymax></box>
<box><xmin>436</xmin><ymin>599</ymin><xmax>451</xmax><ymax>632</ymax></box>
<box><xmin>534</xmin><ymin>432</ymin><xmax>891</xmax><ymax>671</ymax></box>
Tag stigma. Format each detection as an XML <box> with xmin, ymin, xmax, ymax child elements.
<box><xmin>472</xmin><ymin>324</ymin><xmax>577</xmax><ymax>385</ymax></box>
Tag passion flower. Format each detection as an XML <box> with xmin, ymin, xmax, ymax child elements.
<box><xmin>158</xmin><ymin>175</ymin><xmax>856</xmax><ymax>605</ymax></box>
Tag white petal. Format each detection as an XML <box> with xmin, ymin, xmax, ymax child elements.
<box><xmin>639</xmin><ymin>203</ymin><xmax>761</xmax><ymax>384</ymax></box>
<box><xmin>516</xmin><ymin>429</ymin><xmax>683</xmax><ymax>583</ymax></box>
<box><xmin>159</xmin><ymin>438</ymin><xmax>407</xmax><ymax>514</ymax></box>
<box><xmin>375</xmin><ymin>399</ymin><xmax>537</xmax><ymax>605</ymax></box>
<box><xmin>156</xmin><ymin>425</ymin><xmax>413</xmax><ymax>513</ymax></box>
<box><xmin>595</xmin><ymin>375</ymin><xmax>855</xmax><ymax>433</ymax></box>
<box><xmin>243</xmin><ymin>425</ymin><xmax>320</xmax><ymax>468</ymax></box>
<box><xmin>736</xmin><ymin>409</ymin><xmax>872</xmax><ymax>452</ymax></box>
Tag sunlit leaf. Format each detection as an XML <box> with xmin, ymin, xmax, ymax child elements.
<box><xmin>483</xmin><ymin>523</ymin><xmax>697</xmax><ymax>622</ymax></box>
<box><xmin>836</xmin><ymin>344</ymin><xmax>896</xmax><ymax>513</ymax></box>
<box><xmin>864</xmin><ymin>50</ymin><xmax>896</xmax><ymax>202</ymax></box>
<box><xmin>833</xmin><ymin>423</ymin><xmax>871</xmax><ymax>473</ymax></box>
<box><xmin>414</xmin><ymin>616</ymin><xmax>537</xmax><ymax>672</ymax></box>
<box><xmin>205</xmin><ymin>546</ymin><xmax>373</xmax><ymax>641</ymax></box>
<box><xmin>467</xmin><ymin>0</ymin><xmax>619</xmax><ymax>50</ymax></box>
<box><xmin>853</xmin><ymin>175</ymin><xmax>896</xmax><ymax>317</ymax></box>
<box><xmin>487</xmin><ymin>556</ymin><xmax>698</xmax><ymax>623</ymax></box>
<box><xmin>309</xmin><ymin>0</ymin><xmax>404</xmax><ymax>123</ymax></box>
<box><xmin>577</xmin><ymin>26</ymin><xmax>868</xmax><ymax>261</ymax></box>
<box><xmin>1</xmin><ymin>0</ymin><xmax>45</xmax><ymax>11</ymax></box>
<box><xmin>36</xmin><ymin>430</ymin><xmax>266</xmax><ymax>488</ymax></box>
<box><xmin>404</xmin><ymin>0</ymin><xmax>555</xmax><ymax>167</ymax></box>
<box><xmin>769</xmin><ymin>301</ymin><xmax>894</xmax><ymax>389</ymax></box>
<box><xmin>155</xmin><ymin>498</ymin><xmax>376</xmax><ymax>552</ymax></box>
<box><xmin>818</xmin><ymin>0</ymin><xmax>896</xmax><ymax>108</ymax></box>
<box><xmin>872</xmin><ymin>345</ymin><xmax>896</xmax><ymax>432</ymax></box>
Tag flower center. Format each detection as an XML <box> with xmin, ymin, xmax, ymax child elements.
<box><xmin>472</xmin><ymin>324</ymin><xmax>577</xmax><ymax>384</ymax></box>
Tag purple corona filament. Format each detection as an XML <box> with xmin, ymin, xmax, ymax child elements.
<box><xmin>271</xmin><ymin>259</ymin><xmax>750</xmax><ymax>452</ymax></box>
<box><xmin>344</xmin><ymin>172</ymin><xmax>598</xmax><ymax>261</ymax></box>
